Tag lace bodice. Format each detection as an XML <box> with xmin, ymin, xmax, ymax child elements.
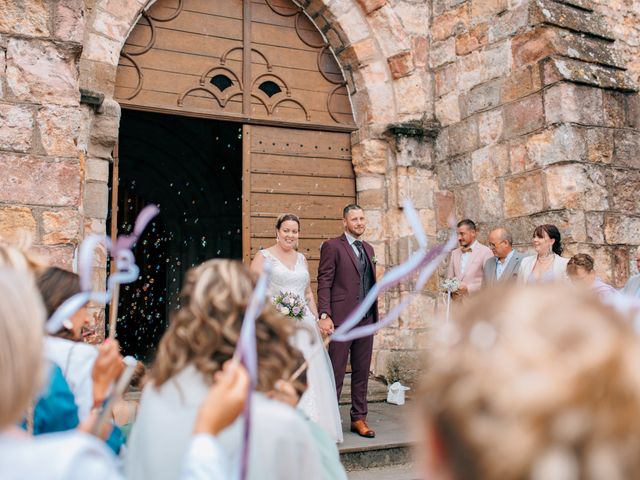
<box><xmin>260</xmin><ymin>249</ymin><xmax>310</xmax><ymax>299</ymax></box>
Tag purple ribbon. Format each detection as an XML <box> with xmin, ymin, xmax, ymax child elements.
<box><xmin>331</xmin><ymin>199</ymin><xmax>457</xmax><ymax>343</ymax></box>
<box><xmin>46</xmin><ymin>206</ymin><xmax>159</xmax><ymax>334</ymax></box>
<box><xmin>234</xmin><ymin>261</ymin><xmax>272</xmax><ymax>480</ymax></box>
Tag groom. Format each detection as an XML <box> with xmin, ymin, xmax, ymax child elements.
<box><xmin>317</xmin><ymin>204</ymin><xmax>378</xmax><ymax>438</ymax></box>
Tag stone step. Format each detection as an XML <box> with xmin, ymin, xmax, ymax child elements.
<box><xmin>347</xmin><ymin>463</ymin><xmax>420</xmax><ymax>480</ymax></box>
<box><xmin>339</xmin><ymin>373</ymin><xmax>389</xmax><ymax>405</ymax></box>
<box><xmin>339</xmin><ymin>401</ymin><xmax>417</xmax><ymax>472</ymax></box>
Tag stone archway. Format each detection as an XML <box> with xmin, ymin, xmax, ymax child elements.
<box><xmin>78</xmin><ymin>0</ymin><xmax>434</xmax><ymax>377</ymax></box>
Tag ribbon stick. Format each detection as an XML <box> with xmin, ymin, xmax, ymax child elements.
<box><xmin>288</xmin><ymin>201</ymin><xmax>456</xmax><ymax>382</ymax></box>
<box><xmin>108</xmin><ymin>205</ymin><xmax>159</xmax><ymax>339</ymax></box>
<box><xmin>45</xmin><ymin>205</ymin><xmax>159</xmax><ymax>336</ymax></box>
<box><xmin>233</xmin><ymin>261</ymin><xmax>272</xmax><ymax>480</ymax></box>
<box><xmin>331</xmin><ymin>200</ymin><xmax>456</xmax><ymax>343</ymax></box>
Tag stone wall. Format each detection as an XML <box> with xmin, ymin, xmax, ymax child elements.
<box><xmin>1</xmin><ymin>0</ymin><xmax>639</xmax><ymax>384</ymax></box>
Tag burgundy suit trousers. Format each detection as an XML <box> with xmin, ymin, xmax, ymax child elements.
<box><xmin>328</xmin><ymin>314</ymin><xmax>374</xmax><ymax>421</ymax></box>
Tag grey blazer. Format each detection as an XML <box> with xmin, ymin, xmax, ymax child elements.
<box><xmin>623</xmin><ymin>274</ymin><xmax>640</xmax><ymax>297</ymax></box>
<box><xmin>483</xmin><ymin>250</ymin><xmax>529</xmax><ymax>285</ymax></box>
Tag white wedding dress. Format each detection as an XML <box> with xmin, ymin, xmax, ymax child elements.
<box><xmin>261</xmin><ymin>249</ymin><xmax>344</xmax><ymax>443</ymax></box>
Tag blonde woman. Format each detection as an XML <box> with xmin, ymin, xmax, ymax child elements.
<box><xmin>0</xmin><ymin>268</ymin><xmax>249</xmax><ymax>479</ymax></box>
<box><xmin>126</xmin><ymin>259</ymin><xmax>323</xmax><ymax>480</ymax></box>
<box><xmin>251</xmin><ymin>213</ymin><xmax>343</xmax><ymax>443</ymax></box>
<box><xmin>518</xmin><ymin>224</ymin><xmax>569</xmax><ymax>283</ymax></box>
<box><xmin>419</xmin><ymin>284</ymin><xmax>640</xmax><ymax>479</ymax></box>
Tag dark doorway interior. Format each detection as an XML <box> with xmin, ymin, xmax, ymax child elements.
<box><xmin>110</xmin><ymin>109</ymin><xmax>242</xmax><ymax>362</ymax></box>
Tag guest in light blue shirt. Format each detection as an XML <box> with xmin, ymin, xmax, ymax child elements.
<box><xmin>483</xmin><ymin>228</ymin><xmax>528</xmax><ymax>286</ymax></box>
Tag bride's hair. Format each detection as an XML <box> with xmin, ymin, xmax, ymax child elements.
<box><xmin>276</xmin><ymin>213</ymin><xmax>300</xmax><ymax>230</ymax></box>
<box><xmin>151</xmin><ymin>259</ymin><xmax>300</xmax><ymax>390</ymax></box>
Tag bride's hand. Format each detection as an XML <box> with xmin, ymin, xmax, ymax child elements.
<box><xmin>318</xmin><ymin>317</ymin><xmax>334</xmax><ymax>336</ymax></box>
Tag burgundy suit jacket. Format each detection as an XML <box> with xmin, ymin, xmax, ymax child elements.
<box><xmin>317</xmin><ymin>234</ymin><xmax>379</xmax><ymax>326</ymax></box>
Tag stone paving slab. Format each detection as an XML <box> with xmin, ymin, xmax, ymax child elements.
<box><xmin>338</xmin><ymin>401</ymin><xmax>418</xmax><ymax>453</ymax></box>
<box><xmin>347</xmin><ymin>463</ymin><xmax>421</xmax><ymax>480</ymax></box>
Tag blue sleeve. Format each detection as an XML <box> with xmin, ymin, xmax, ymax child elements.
<box><xmin>106</xmin><ymin>424</ymin><xmax>126</xmax><ymax>455</ymax></box>
<box><xmin>27</xmin><ymin>364</ymin><xmax>80</xmax><ymax>435</ymax></box>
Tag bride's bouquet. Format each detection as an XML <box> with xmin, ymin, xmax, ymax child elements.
<box><xmin>273</xmin><ymin>291</ymin><xmax>307</xmax><ymax>321</ymax></box>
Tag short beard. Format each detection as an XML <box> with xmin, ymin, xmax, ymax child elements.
<box><xmin>345</xmin><ymin>225</ymin><xmax>364</xmax><ymax>238</ymax></box>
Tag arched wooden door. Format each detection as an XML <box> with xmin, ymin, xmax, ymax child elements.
<box><xmin>115</xmin><ymin>0</ymin><xmax>356</xmax><ymax>290</ymax></box>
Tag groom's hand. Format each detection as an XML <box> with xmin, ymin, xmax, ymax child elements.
<box><xmin>318</xmin><ymin>317</ymin><xmax>334</xmax><ymax>336</ymax></box>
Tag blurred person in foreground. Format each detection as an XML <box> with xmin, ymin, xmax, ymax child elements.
<box><xmin>419</xmin><ymin>284</ymin><xmax>640</xmax><ymax>480</ymax></box>
<box><xmin>0</xmin><ymin>267</ymin><xmax>253</xmax><ymax>480</ymax></box>
<box><xmin>567</xmin><ymin>253</ymin><xmax>617</xmax><ymax>301</ymax></box>
<box><xmin>126</xmin><ymin>259</ymin><xmax>323</xmax><ymax>480</ymax></box>
<box><xmin>622</xmin><ymin>248</ymin><xmax>640</xmax><ymax>298</ymax></box>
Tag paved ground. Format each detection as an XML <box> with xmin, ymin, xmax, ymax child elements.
<box><xmin>347</xmin><ymin>463</ymin><xmax>421</xmax><ymax>480</ymax></box>
<box><xmin>338</xmin><ymin>401</ymin><xmax>418</xmax><ymax>453</ymax></box>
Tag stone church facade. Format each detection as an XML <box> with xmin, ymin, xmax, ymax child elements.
<box><xmin>1</xmin><ymin>0</ymin><xmax>639</xmax><ymax>381</ymax></box>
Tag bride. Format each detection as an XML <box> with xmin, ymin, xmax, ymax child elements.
<box><xmin>251</xmin><ymin>213</ymin><xmax>343</xmax><ymax>443</ymax></box>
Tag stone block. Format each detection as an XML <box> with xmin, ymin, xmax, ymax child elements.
<box><xmin>583</xmin><ymin>127</ymin><xmax>613</xmax><ymax>164</ymax></box>
<box><xmin>29</xmin><ymin>245</ymin><xmax>75</xmax><ymax>270</ymax></box>
<box><xmin>83</xmin><ymin>33</ymin><xmax>121</xmax><ymax>66</ymax></box>
<box><xmin>0</xmin><ymin>155</ymin><xmax>80</xmax><ymax>207</ymax></box>
<box><xmin>447</xmin><ymin>116</ymin><xmax>479</xmax><ymax>156</ymax></box>
<box><xmin>454</xmin><ymin>184</ymin><xmax>480</xmax><ymax>221</ymax></box>
<box><xmin>604</xmin><ymin>215</ymin><xmax>640</xmax><ymax>245</ymax></box>
<box><xmin>512</xmin><ymin>27</ymin><xmax>555</xmax><ymax>68</ymax></box>
<box><xmin>525</xmin><ymin>125</ymin><xmax>586</xmax><ymax>169</ymax></box>
<box><xmin>611</xmin><ymin>169</ymin><xmax>640</xmax><ymax>213</ymax></box>
<box><xmin>613</xmin><ymin>129</ymin><xmax>640</xmax><ymax>168</ymax></box>
<box><xmin>504</xmin><ymin>172</ymin><xmax>544</xmax><ymax>217</ymax></box>
<box><xmin>42</xmin><ymin>210</ymin><xmax>81</xmax><ymax>245</ymax></box>
<box><xmin>429</xmin><ymin>37</ymin><xmax>456</xmax><ymax>68</ymax></box>
<box><xmin>502</xmin><ymin>93</ymin><xmax>544</xmax><ymax>139</ymax></box>
<box><xmin>0</xmin><ymin>206</ymin><xmax>37</xmax><ymax>243</ymax></box>
<box><xmin>0</xmin><ymin>103</ymin><xmax>34</xmax><ymax>153</ymax></box>
<box><xmin>435</xmin><ymin>190</ymin><xmax>455</xmax><ymax>228</ymax></box>
<box><xmin>358</xmin><ymin>188</ymin><xmax>386</xmax><ymax>209</ymax></box>
<box><xmin>434</xmin><ymin>63</ymin><xmax>458</xmax><ymax>98</ymax></box>
<box><xmin>585</xmin><ymin>211</ymin><xmax>604</xmax><ymax>243</ymax></box>
<box><xmin>477</xmin><ymin>178</ymin><xmax>503</xmax><ymax>222</ymax></box>
<box><xmin>411</xmin><ymin>36</ymin><xmax>428</xmax><ymax>68</ymax></box>
<box><xmin>36</xmin><ymin>106</ymin><xmax>81</xmax><ymax>157</ymax></box>
<box><xmin>433</xmin><ymin>0</ymin><xmax>468</xmax><ymax>16</ymax></box>
<box><xmin>602</xmin><ymin>91</ymin><xmax>627</xmax><ymax>128</ymax></box>
<box><xmin>471</xmin><ymin>144</ymin><xmax>509</xmax><ymax>180</ymax></box>
<box><xmin>456</xmin><ymin>24</ymin><xmax>488</xmax><ymax>56</ymax></box>
<box><xmin>471</xmin><ymin>0</ymin><xmax>508</xmax><ymax>20</ymax></box>
<box><xmin>544</xmin><ymin>163</ymin><xmax>608</xmax><ymax>211</ymax></box>
<box><xmin>544</xmin><ymin>82</ymin><xmax>604</xmax><ymax>126</ymax></box>
<box><xmin>387</xmin><ymin>50</ymin><xmax>415</xmax><ymax>79</ymax></box>
<box><xmin>394</xmin><ymin>74</ymin><xmax>430</xmax><ymax>118</ymax></box>
<box><xmin>457</xmin><ymin>51</ymin><xmax>483</xmax><ymax>90</ymax></box>
<box><xmin>54</xmin><ymin>0</ymin><xmax>85</xmax><ymax>43</ymax></box>
<box><xmin>393</xmin><ymin>2</ymin><xmax>429</xmax><ymax>36</ymax></box>
<box><xmin>542</xmin><ymin>57</ymin><xmax>635</xmax><ymax>92</ymax></box>
<box><xmin>84</xmin><ymin>181</ymin><xmax>109</xmax><ymax>219</ymax></box>
<box><xmin>613</xmin><ymin>246</ymin><xmax>630</xmax><ymax>288</ymax></box>
<box><xmin>352</xmin><ymin>139</ymin><xmax>389</xmax><ymax>175</ymax></box>
<box><xmin>488</xmin><ymin>4</ymin><xmax>528</xmax><ymax>42</ymax></box>
<box><xmin>0</xmin><ymin>0</ymin><xmax>50</xmax><ymax>37</ymax></box>
<box><xmin>432</xmin><ymin>4</ymin><xmax>469</xmax><ymax>42</ymax></box>
<box><xmin>530</xmin><ymin>0</ymin><xmax>613</xmax><ymax>40</ymax></box>
<box><xmin>93</xmin><ymin>8</ymin><xmax>131</xmax><ymax>41</ymax></box>
<box><xmin>356</xmin><ymin>0</ymin><xmax>386</xmax><ymax>15</ymax></box>
<box><xmin>86</xmin><ymin>158</ymin><xmax>110</xmax><ymax>182</ymax></box>
<box><xmin>483</xmin><ymin>40</ymin><xmax>512</xmax><ymax>81</ymax></box>
<box><xmin>509</xmin><ymin>140</ymin><xmax>528</xmax><ymax>174</ymax></box>
<box><xmin>368</xmin><ymin>7</ymin><xmax>411</xmax><ymax>56</ymax></box>
<box><xmin>6</xmin><ymin>38</ymin><xmax>80</xmax><ymax>106</ymax></box>
<box><xmin>437</xmin><ymin>153</ymin><xmax>473</xmax><ymax>189</ymax></box>
<box><xmin>501</xmin><ymin>64</ymin><xmax>542</xmax><ymax>103</ymax></box>
<box><xmin>478</xmin><ymin>109</ymin><xmax>504</xmax><ymax>145</ymax></box>
<box><xmin>467</xmin><ymin>79</ymin><xmax>502</xmax><ymax>115</ymax></box>
<box><xmin>435</xmin><ymin>92</ymin><xmax>461</xmax><ymax>127</ymax></box>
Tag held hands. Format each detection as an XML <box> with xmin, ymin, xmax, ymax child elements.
<box><xmin>194</xmin><ymin>361</ymin><xmax>250</xmax><ymax>436</ymax></box>
<box><xmin>318</xmin><ymin>316</ymin><xmax>334</xmax><ymax>336</ymax></box>
<box><xmin>92</xmin><ymin>339</ymin><xmax>125</xmax><ymax>406</ymax></box>
<box><xmin>453</xmin><ymin>282</ymin><xmax>469</xmax><ymax>298</ymax></box>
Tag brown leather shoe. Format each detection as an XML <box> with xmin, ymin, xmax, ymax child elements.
<box><xmin>350</xmin><ymin>419</ymin><xmax>375</xmax><ymax>438</ymax></box>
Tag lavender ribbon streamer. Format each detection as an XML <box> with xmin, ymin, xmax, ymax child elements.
<box><xmin>45</xmin><ymin>206</ymin><xmax>159</xmax><ymax>334</ymax></box>
<box><xmin>331</xmin><ymin>200</ymin><xmax>457</xmax><ymax>343</ymax></box>
<box><xmin>235</xmin><ymin>261</ymin><xmax>272</xmax><ymax>480</ymax></box>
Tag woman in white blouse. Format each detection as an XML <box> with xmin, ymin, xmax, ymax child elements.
<box><xmin>518</xmin><ymin>224</ymin><xmax>569</xmax><ymax>283</ymax></box>
<box><xmin>0</xmin><ymin>268</ymin><xmax>249</xmax><ymax>480</ymax></box>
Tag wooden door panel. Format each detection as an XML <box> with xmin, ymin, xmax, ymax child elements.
<box><xmin>244</xmin><ymin>125</ymin><xmax>354</xmax><ymax>288</ymax></box>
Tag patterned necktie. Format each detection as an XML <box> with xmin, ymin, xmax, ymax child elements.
<box><xmin>354</xmin><ymin>240</ymin><xmax>367</xmax><ymax>269</ymax></box>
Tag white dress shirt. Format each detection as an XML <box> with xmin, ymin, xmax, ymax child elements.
<box><xmin>345</xmin><ymin>232</ymin><xmax>362</xmax><ymax>257</ymax></box>
<box><xmin>460</xmin><ymin>241</ymin><xmax>477</xmax><ymax>275</ymax></box>
<box><xmin>495</xmin><ymin>250</ymin><xmax>514</xmax><ymax>280</ymax></box>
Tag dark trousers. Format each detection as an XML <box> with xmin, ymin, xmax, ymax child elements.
<box><xmin>328</xmin><ymin>314</ymin><xmax>374</xmax><ymax>421</ymax></box>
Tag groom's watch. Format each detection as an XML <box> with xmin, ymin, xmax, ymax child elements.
<box><xmin>320</xmin><ymin>313</ymin><xmax>328</xmax><ymax>320</ymax></box>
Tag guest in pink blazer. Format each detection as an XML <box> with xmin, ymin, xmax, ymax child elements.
<box><xmin>447</xmin><ymin>219</ymin><xmax>493</xmax><ymax>299</ymax></box>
